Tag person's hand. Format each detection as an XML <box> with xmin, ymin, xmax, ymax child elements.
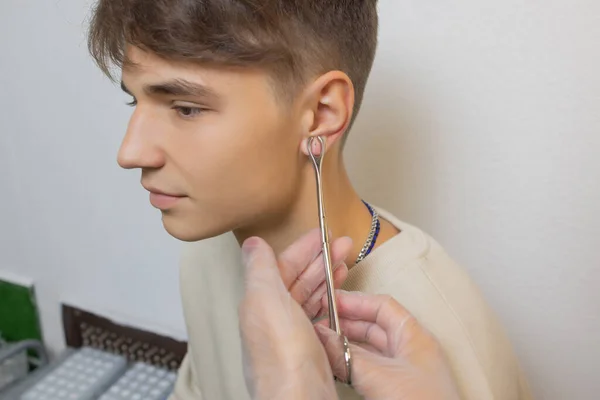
<box><xmin>239</xmin><ymin>236</ymin><xmax>338</xmax><ymax>400</ymax></box>
<box><xmin>316</xmin><ymin>291</ymin><xmax>461</xmax><ymax>400</ymax></box>
<box><xmin>277</xmin><ymin>228</ymin><xmax>352</xmax><ymax>320</ymax></box>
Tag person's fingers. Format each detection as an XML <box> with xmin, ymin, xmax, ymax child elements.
<box><xmin>333</xmin><ymin>260</ymin><xmax>349</xmax><ymax>289</ymax></box>
<box><xmin>303</xmin><ymin>280</ymin><xmax>328</xmax><ymax>319</ymax></box>
<box><xmin>352</xmin><ymin>341</ymin><xmax>384</xmax><ymax>355</ymax></box>
<box><xmin>288</xmin><ymin>236</ymin><xmax>352</xmax><ymax>304</ymax></box>
<box><xmin>314</xmin><ymin>325</ymin><xmax>382</xmax><ymax>386</ymax></box>
<box><xmin>241</xmin><ymin>237</ymin><xmax>287</xmax><ymax>299</ymax></box>
<box><xmin>338</xmin><ymin>319</ymin><xmax>388</xmax><ymax>354</ymax></box>
<box><xmin>313</xmin><ymin>318</ymin><xmax>386</xmax><ymax>355</ymax></box>
<box><xmin>322</xmin><ymin>291</ymin><xmax>414</xmax><ymax>336</ymax></box>
<box><xmin>302</xmin><ymin>262</ymin><xmax>348</xmax><ymax>319</ymax></box>
<box><xmin>277</xmin><ymin>228</ymin><xmax>323</xmax><ymax>289</ymax></box>
<box><xmin>239</xmin><ymin>238</ymin><xmax>295</xmax><ymax>358</ymax></box>
<box><xmin>315</xmin><ymin>315</ymin><xmax>388</xmax><ymax>352</ymax></box>
<box><xmin>317</xmin><ymin>314</ymin><xmax>461</xmax><ymax>400</ymax></box>
<box><xmin>314</xmin><ymin>325</ymin><xmax>351</xmax><ymax>380</ymax></box>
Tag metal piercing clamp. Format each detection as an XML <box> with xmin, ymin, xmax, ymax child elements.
<box><xmin>307</xmin><ymin>136</ymin><xmax>353</xmax><ymax>386</ymax></box>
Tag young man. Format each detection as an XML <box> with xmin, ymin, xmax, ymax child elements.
<box><xmin>88</xmin><ymin>1</ymin><xmax>531</xmax><ymax>399</ymax></box>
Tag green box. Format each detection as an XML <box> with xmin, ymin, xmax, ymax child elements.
<box><xmin>0</xmin><ymin>276</ymin><xmax>42</xmax><ymax>343</ymax></box>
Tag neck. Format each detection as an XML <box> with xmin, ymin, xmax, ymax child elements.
<box><xmin>232</xmin><ymin>151</ymin><xmax>373</xmax><ymax>266</ymax></box>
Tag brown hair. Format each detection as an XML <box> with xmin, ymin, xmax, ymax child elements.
<box><xmin>88</xmin><ymin>0</ymin><xmax>378</xmax><ymax>129</ymax></box>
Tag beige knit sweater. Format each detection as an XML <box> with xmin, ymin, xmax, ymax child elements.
<box><xmin>170</xmin><ymin>208</ymin><xmax>532</xmax><ymax>400</ymax></box>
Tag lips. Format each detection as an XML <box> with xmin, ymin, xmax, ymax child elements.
<box><xmin>149</xmin><ymin>192</ymin><xmax>184</xmax><ymax>209</ymax></box>
<box><xmin>142</xmin><ymin>184</ymin><xmax>186</xmax><ymax>210</ymax></box>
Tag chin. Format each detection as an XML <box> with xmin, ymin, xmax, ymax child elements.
<box><xmin>161</xmin><ymin>213</ymin><xmax>228</xmax><ymax>242</ymax></box>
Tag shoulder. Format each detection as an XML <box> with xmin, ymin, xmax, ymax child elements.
<box><xmin>354</xmin><ymin>209</ymin><xmax>528</xmax><ymax>399</ymax></box>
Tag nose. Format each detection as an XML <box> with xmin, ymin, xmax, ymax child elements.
<box><xmin>117</xmin><ymin>107</ymin><xmax>165</xmax><ymax>170</ymax></box>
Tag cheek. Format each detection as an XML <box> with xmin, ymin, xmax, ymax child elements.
<box><xmin>181</xmin><ymin>110</ymin><xmax>302</xmax><ymax>212</ymax></box>
<box><xmin>226</xmin><ymin>123</ymin><xmax>300</xmax><ymax>205</ymax></box>
<box><xmin>241</xmin><ymin>141</ymin><xmax>300</xmax><ymax>205</ymax></box>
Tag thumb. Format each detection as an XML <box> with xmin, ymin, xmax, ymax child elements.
<box><xmin>242</xmin><ymin>237</ymin><xmax>286</xmax><ymax>294</ymax></box>
<box><xmin>315</xmin><ymin>325</ymin><xmax>383</xmax><ymax>394</ymax></box>
<box><xmin>314</xmin><ymin>324</ymin><xmax>363</xmax><ymax>384</ymax></box>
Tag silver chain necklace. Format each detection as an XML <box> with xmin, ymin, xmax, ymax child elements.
<box><xmin>355</xmin><ymin>202</ymin><xmax>381</xmax><ymax>265</ymax></box>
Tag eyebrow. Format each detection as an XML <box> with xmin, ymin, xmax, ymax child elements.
<box><xmin>120</xmin><ymin>79</ymin><xmax>220</xmax><ymax>102</ymax></box>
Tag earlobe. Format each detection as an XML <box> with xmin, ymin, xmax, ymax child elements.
<box><xmin>301</xmin><ymin>134</ymin><xmax>324</xmax><ymax>158</ymax></box>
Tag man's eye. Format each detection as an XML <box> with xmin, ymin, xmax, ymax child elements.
<box><xmin>174</xmin><ymin>106</ymin><xmax>204</xmax><ymax>118</ymax></box>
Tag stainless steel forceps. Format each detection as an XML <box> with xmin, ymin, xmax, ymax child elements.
<box><xmin>307</xmin><ymin>135</ymin><xmax>353</xmax><ymax>386</ymax></box>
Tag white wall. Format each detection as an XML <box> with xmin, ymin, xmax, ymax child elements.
<box><xmin>349</xmin><ymin>2</ymin><xmax>600</xmax><ymax>399</ymax></box>
<box><xmin>1</xmin><ymin>0</ymin><xmax>599</xmax><ymax>399</ymax></box>
<box><xmin>0</xmin><ymin>0</ymin><xmax>186</xmax><ymax>352</ymax></box>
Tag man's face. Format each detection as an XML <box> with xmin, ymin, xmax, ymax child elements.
<box><xmin>120</xmin><ymin>46</ymin><xmax>305</xmax><ymax>241</ymax></box>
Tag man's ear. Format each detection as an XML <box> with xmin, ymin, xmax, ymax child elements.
<box><xmin>299</xmin><ymin>71</ymin><xmax>354</xmax><ymax>157</ymax></box>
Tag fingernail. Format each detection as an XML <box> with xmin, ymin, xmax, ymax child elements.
<box><xmin>314</xmin><ymin>324</ymin><xmax>335</xmax><ymax>338</ymax></box>
<box><xmin>241</xmin><ymin>237</ymin><xmax>261</xmax><ymax>266</ymax></box>
<box><xmin>334</xmin><ymin>261</ymin><xmax>348</xmax><ymax>270</ymax></box>
<box><xmin>315</xmin><ymin>324</ymin><xmax>332</xmax><ymax>335</ymax></box>
<box><xmin>315</xmin><ymin>324</ymin><xmax>327</xmax><ymax>333</ymax></box>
